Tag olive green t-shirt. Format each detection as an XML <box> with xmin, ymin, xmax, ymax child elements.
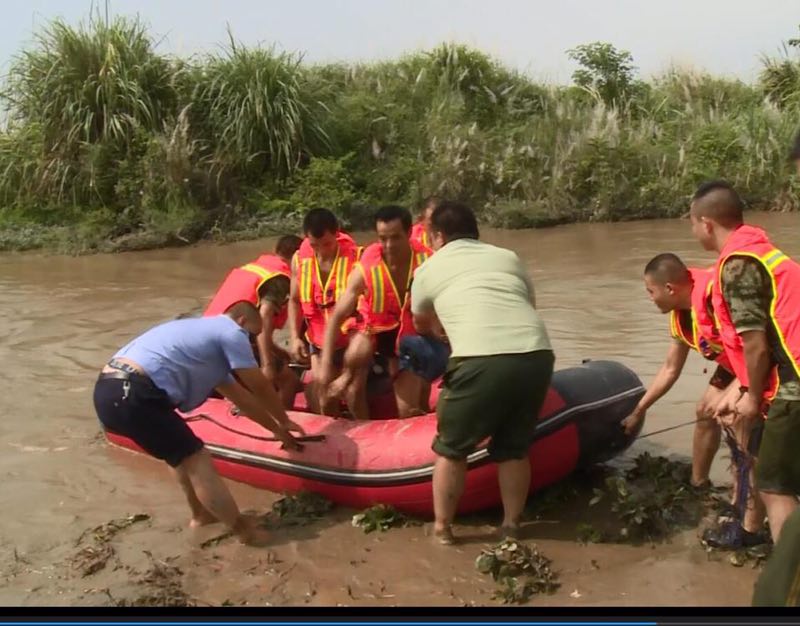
<box><xmin>410</xmin><ymin>239</ymin><xmax>551</xmax><ymax>358</ymax></box>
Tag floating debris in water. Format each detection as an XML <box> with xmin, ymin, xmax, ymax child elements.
<box><xmin>114</xmin><ymin>554</ymin><xmax>194</xmax><ymax>607</ymax></box>
<box><xmin>351</xmin><ymin>504</ymin><xmax>419</xmax><ymax>534</ymax></box>
<box><xmin>271</xmin><ymin>492</ymin><xmax>334</xmax><ymax>526</ymax></box>
<box><xmin>70</xmin><ymin>513</ymin><xmax>151</xmax><ymax>576</ymax></box>
<box><xmin>475</xmin><ymin>539</ymin><xmax>560</xmax><ymax>604</ymax></box>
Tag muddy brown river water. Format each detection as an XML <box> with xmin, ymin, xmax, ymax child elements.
<box><xmin>3</xmin><ymin>214</ymin><xmax>797</xmax><ymax>606</ymax></box>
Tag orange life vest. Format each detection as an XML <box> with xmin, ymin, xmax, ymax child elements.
<box><xmin>669</xmin><ymin>267</ymin><xmax>732</xmax><ymax>372</ymax></box>
<box><xmin>349</xmin><ymin>238</ymin><xmax>431</xmax><ymax>346</ymax></box>
<box><xmin>410</xmin><ymin>221</ymin><xmax>430</xmax><ymax>249</ymax></box>
<box><xmin>295</xmin><ymin>232</ymin><xmax>361</xmax><ymax>348</ymax></box>
<box><xmin>204</xmin><ymin>254</ymin><xmax>291</xmax><ymax>329</ymax></box>
<box><xmin>711</xmin><ymin>225</ymin><xmax>800</xmax><ymax>400</ymax></box>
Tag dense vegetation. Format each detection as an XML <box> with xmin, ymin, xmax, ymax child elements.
<box><xmin>1</xmin><ymin>14</ymin><xmax>799</xmax><ymax>252</ymax></box>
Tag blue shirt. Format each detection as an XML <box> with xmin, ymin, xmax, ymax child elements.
<box><xmin>115</xmin><ymin>316</ymin><xmax>257</xmax><ymax>412</ymax></box>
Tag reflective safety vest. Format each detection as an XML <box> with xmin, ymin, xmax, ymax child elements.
<box><xmin>295</xmin><ymin>232</ymin><xmax>361</xmax><ymax>348</ymax></box>
<box><xmin>204</xmin><ymin>254</ymin><xmax>290</xmax><ymax>328</ymax></box>
<box><xmin>669</xmin><ymin>267</ymin><xmax>732</xmax><ymax>372</ymax></box>
<box><xmin>711</xmin><ymin>225</ymin><xmax>800</xmax><ymax>400</ymax></box>
<box><xmin>410</xmin><ymin>221</ymin><xmax>430</xmax><ymax>249</ymax></box>
<box><xmin>349</xmin><ymin>238</ymin><xmax>431</xmax><ymax>344</ymax></box>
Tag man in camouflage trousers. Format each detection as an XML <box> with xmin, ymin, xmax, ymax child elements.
<box><xmin>690</xmin><ymin>180</ymin><xmax>800</xmax><ymax>544</ymax></box>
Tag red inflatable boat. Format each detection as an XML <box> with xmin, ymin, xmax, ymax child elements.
<box><xmin>105</xmin><ymin>359</ymin><xmax>644</xmax><ymax>515</ymax></box>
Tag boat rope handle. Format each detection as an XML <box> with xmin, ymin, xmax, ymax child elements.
<box><xmin>184</xmin><ymin>413</ymin><xmax>326</xmax><ymax>444</ymax></box>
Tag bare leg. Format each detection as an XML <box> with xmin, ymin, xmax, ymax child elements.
<box><xmin>276</xmin><ymin>365</ymin><xmax>300</xmax><ymax>410</ymax></box>
<box><xmin>310</xmin><ymin>353</ymin><xmax>341</xmax><ymax>416</ymax></box>
<box><xmin>432</xmin><ymin>455</ymin><xmax>467</xmax><ymax>543</ymax></box>
<box><xmin>760</xmin><ymin>492</ymin><xmax>799</xmax><ymax>542</ymax></box>
<box><xmin>497</xmin><ymin>458</ymin><xmax>531</xmax><ymax>532</ymax></box>
<box><xmin>394</xmin><ymin>369</ymin><xmax>425</xmax><ymax>417</ymax></box>
<box><xmin>692</xmin><ymin>384</ymin><xmax>723</xmax><ymax>486</ymax></box>
<box><xmin>329</xmin><ymin>334</ymin><xmax>371</xmax><ymax>399</ymax></box>
<box><xmin>180</xmin><ymin>448</ymin><xmax>270</xmax><ymax>546</ymax></box>
<box><xmin>344</xmin><ymin>366</ymin><xmax>370</xmax><ymax>420</ymax></box>
<box><xmin>172</xmin><ymin>463</ymin><xmax>217</xmax><ymax>527</ymax></box>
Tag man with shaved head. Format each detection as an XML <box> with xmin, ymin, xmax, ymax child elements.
<box><xmin>690</xmin><ymin>180</ymin><xmax>800</xmax><ymax>543</ymax></box>
<box><xmin>624</xmin><ymin>253</ymin><xmax>734</xmax><ymax>485</ymax></box>
<box><xmin>624</xmin><ymin>251</ymin><xmax>767</xmax><ymax>548</ymax></box>
<box><xmin>94</xmin><ymin>302</ymin><xmax>304</xmax><ymax>547</ymax></box>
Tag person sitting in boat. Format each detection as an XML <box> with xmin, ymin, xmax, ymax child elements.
<box><xmin>93</xmin><ymin>303</ymin><xmax>304</xmax><ymax>546</ymax></box>
<box><xmin>319</xmin><ymin>205</ymin><xmax>436</xmax><ymax>419</ymax></box>
<box><xmin>410</xmin><ymin>196</ymin><xmax>442</xmax><ymax>249</ymax></box>
<box><xmin>203</xmin><ymin>235</ymin><xmax>302</xmax><ymax>408</ymax></box>
<box><xmin>622</xmin><ymin>252</ymin><xmax>767</xmax><ymax>549</ymax></box>
<box><xmin>274</xmin><ymin>234</ymin><xmax>303</xmax><ymax>265</ymax></box>
<box><xmin>410</xmin><ymin>200</ymin><xmax>554</xmax><ymax>545</ymax></box>
<box><xmin>288</xmin><ymin>208</ymin><xmax>362</xmax><ymax>415</ymax></box>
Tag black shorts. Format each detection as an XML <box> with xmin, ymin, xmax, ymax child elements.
<box><xmin>93</xmin><ymin>375</ymin><xmax>203</xmax><ymax>468</ymax></box>
<box><xmin>709</xmin><ymin>364</ymin><xmax>736</xmax><ymax>390</ymax></box>
<box><xmin>374</xmin><ymin>329</ymin><xmax>400</xmax><ymax>359</ymax></box>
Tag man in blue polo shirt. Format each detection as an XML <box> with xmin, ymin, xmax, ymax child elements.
<box><xmin>93</xmin><ymin>301</ymin><xmax>304</xmax><ymax>546</ymax></box>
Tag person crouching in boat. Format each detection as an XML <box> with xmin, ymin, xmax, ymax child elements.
<box><xmin>319</xmin><ymin>205</ymin><xmax>437</xmax><ymax>419</ymax></box>
<box><xmin>93</xmin><ymin>303</ymin><xmax>305</xmax><ymax>546</ymax></box>
<box><xmin>204</xmin><ymin>236</ymin><xmax>303</xmax><ymax>409</ymax></box>
<box><xmin>288</xmin><ymin>208</ymin><xmax>362</xmax><ymax>416</ymax></box>
<box><xmin>410</xmin><ymin>196</ymin><xmax>442</xmax><ymax>249</ymax></box>
<box><xmin>622</xmin><ymin>252</ymin><xmax>767</xmax><ymax>549</ymax></box>
<box><xmin>410</xmin><ymin>201</ymin><xmax>555</xmax><ymax>544</ymax></box>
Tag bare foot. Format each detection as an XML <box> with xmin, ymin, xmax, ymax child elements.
<box><xmin>188</xmin><ymin>510</ymin><xmax>219</xmax><ymax>528</ymax></box>
<box><xmin>496</xmin><ymin>524</ymin><xmax>522</xmax><ymax>540</ymax></box>
<box><xmin>432</xmin><ymin>524</ymin><xmax>457</xmax><ymax>545</ymax></box>
<box><xmin>233</xmin><ymin>513</ymin><xmax>271</xmax><ymax>547</ymax></box>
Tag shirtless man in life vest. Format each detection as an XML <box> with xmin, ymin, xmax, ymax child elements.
<box><xmin>288</xmin><ymin>208</ymin><xmax>362</xmax><ymax>415</ymax></box>
<box><xmin>320</xmin><ymin>205</ymin><xmax>433</xmax><ymax>419</ymax></box>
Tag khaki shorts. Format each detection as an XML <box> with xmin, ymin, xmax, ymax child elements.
<box><xmin>432</xmin><ymin>350</ymin><xmax>554</xmax><ymax>462</ymax></box>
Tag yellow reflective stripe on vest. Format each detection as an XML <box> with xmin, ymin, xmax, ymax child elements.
<box><xmin>300</xmin><ymin>259</ymin><xmax>313</xmax><ymax>303</ymax></box>
<box><xmin>371</xmin><ymin>265</ymin><xmax>385</xmax><ymax>313</ymax></box>
<box><xmin>240</xmin><ymin>263</ymin><xmax>276</xmax><ymax>281</ymax></box>
<box><xmin>334</xmin><ymin>257</ymin><xmax>348</xmax><ymax>299</ymax></box>
<box><xmin>762</xmin><ymin>249</ymin><xmax>788</xmax><ymax>271</ymax></box>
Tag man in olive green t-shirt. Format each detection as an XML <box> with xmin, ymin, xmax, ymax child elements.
<box><xmin>411</xmin><ymin>201</ymin><xmax>554</xmax><ymax>545</ymax></box>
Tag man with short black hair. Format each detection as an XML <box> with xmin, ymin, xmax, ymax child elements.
<box><xmin>93</xmin><ymin>303</ymin><xmax>304</xmax><ymax>547</ymax></box>
<box><xmin>320</xmin><ymin>205</ymin><xmax>434</xmax><ymax>419</ymax></box>
<box><xmin>691</xmin><ymin>180</ymin><xmax>800</xmax><ymax>542</ymax></box>
<box><xmin>288</xmin><ymin>208</ymin><xmax>361</xmax><ymax>415</ymax></box>
<box><xmin>411</xmin><ymin>201</ymin><xmax>554</xmax><ymax>544</ymax></box>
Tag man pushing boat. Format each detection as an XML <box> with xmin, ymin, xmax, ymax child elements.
<box><xmin>93</xmin><ymin>302</ymin><xmax>304</xmax><ymax>546</ymax></box>
<box><xmin>410</xmin><ymin>201</ymin><xmax>555</xmax><ymax>544</ymax></box>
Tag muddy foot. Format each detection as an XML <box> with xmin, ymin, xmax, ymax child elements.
<box><xmin>432</xmin><ymin>525</ymin><xmax>457</xmax><ymax>546</ymax></box>
<box><xmin>189</xmin><ymin>511</ymin><xmax>219</xmax><ymax>528</ymax></box>
<box><xmin>234</xmin><ymin>513</ymin><xmax>271</xmax><ymax>547</ymax></box>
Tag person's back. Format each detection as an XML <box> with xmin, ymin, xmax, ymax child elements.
<box><xmin>115</xmin><ymin>315</ymin><xmax>255</xmax><ymax>412</ymax></box>
<box><xmin>410</xmin><ymin>200</ymin><xmax>555</xmax><ymax>545</ymax></box>
<box><xmin>412</xmin><ymin>238</ymin><xmax>550</xmax><ymax>357</ymax></box>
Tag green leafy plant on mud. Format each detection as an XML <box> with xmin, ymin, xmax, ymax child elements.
<box><xmin>351</xmin><ymin>504</ymin><xmax>419</xmax><ymax>534</ymax></box>
<box><xmin>475</xmin><ymin>539</ymin><xmax>560</xmax><ymax>604</ymax></box>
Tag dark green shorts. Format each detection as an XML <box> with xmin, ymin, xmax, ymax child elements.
<box><xmin>432</xmin><ymin>350</ymin><xmax>555</xmax><ymax>462</ymax></box>
<box><xmin>753</xmin><ymin>507</ymin><xmax>800</xmax><ymax>606</ymax></box>
<box><xmin>755</xmin><ymin>399</ymin><xmax>800</xmax><ymax>496</ymax></box>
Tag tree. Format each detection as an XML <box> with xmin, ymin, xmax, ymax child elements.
<box><xmin>567</xmin><ymin>42</ymin><xmax>638</xmax><ymax>107</ymax></box>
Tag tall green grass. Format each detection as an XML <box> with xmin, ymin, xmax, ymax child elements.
<box><xmin>1</xmin><ymin>17</ymin><xmax>800</xmax><ymax>252</ymax></box>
